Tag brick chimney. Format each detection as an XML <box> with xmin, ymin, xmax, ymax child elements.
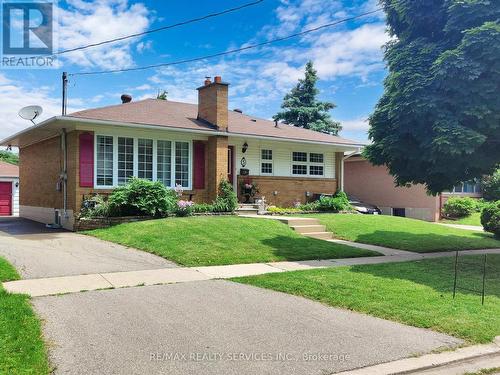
<box><xmin>197</xmin><ymin>75</ymin><xmax>229</xmax><ymax>131</ymax></box>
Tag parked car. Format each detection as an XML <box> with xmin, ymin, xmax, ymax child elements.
<box><xmin>347</xmin><ymin>195</ymin><xmax>381</xmax><ymax>215</ymax></box>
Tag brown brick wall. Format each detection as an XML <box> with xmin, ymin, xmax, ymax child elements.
<box><xmin>197</xmin><ymin>83</ymin><xmax>228</xmax><ymax>130</ymax></box>
<box><xmin>238</xmin><ymin>175</ymin><xmax>338</xmax><ymax>207</ymax></box>
<box><xmin>19</xmin><ymin>135</ymin><xmax>64</xmax><ymax>209</ymax></box>
<box><xmin>207</xmin><ymin>135</ymin><xmax>229</xmax><ymax>201</ymax></box>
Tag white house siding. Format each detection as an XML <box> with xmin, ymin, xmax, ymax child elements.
<box><xmin>229</xmin><ymin>137</ymin><xmax>336</xmax><ymax>179</ymax></box>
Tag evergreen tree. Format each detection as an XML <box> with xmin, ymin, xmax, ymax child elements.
<box><xmin>365</xmin><ymin>0</ymin><xmax>500</xmax><ymax>194</ymax></box>
<box><xmin>274</xmin><ymin>61</ymin><xmax>341</xmax><ymax>135</ymax></box>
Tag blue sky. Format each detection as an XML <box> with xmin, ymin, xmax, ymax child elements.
<box><xmin>0</xmin><ymin>0</ymin><xmax>388</xmax><ymax>143</ymax></box>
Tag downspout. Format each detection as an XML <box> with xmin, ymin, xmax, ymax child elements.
<box><xmin>61</xmin><ymin>72</ymin><xmax>68</xmax><ymax>223</ymax></box>
<box><xmin>341</xmin><ymin>147</ymin><xmax>362</xmax><ymax>192</ymax></box>
<box><xmin>61</xmin><ymin>128</ymin><xmax>68</xmax><ymax>221</ymax></box>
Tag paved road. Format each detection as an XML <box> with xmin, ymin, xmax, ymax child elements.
<box><xmin>33</xmin><ymin>280</ymin><xmax>462</xmax><ymax>375</ymax></box>
<box><xmin>0</xmin><ymin>217</ymin><xmax>175</xmax><ymax>279</ymax></box>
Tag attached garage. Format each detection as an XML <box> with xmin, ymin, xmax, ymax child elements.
<box><xmin>0</xmin><ymin>161</ymin><xmax>19</xmax><ymax>216</ymax></box>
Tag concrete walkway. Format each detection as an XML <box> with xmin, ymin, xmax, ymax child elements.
<box><xmin>437</xmin><ymin>222</ymin><xmax>485</xmax><ymax>231</ymax></box>
<box><xmin>0</xmin><ymin>217</ymin><xmax>175</xmax><ymax>279</ymax></box>
<box><xmin>5</xmin><ymin>248</ymin><xmax>500</xmax><ymax>297</ymax></box>
<box><xmin>337</xmin><ymin>336</ymin><xmax>500</xmax><ymax>375</ymax></box>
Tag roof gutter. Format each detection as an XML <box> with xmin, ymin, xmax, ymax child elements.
<box><xmin>1</xmin><ymin>116</ymin><xmax>367</xmax><ymax>149</ymax></box>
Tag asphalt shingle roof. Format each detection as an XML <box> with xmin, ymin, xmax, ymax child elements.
<box><xmin>68</xmin><ymin>99</ymin><xmax>361</xmax><ymax>146</ymax></box>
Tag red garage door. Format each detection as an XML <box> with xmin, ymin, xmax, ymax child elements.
<box><xmin>0</xmin><ymin>182</ymin><xmax>12</xmax><ymax>216</ymax></box>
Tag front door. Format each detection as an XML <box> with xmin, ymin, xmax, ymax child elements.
<box><xmin>228</xmin><ymin>146</ymin><xmax>235</xmax><ymax>185</ymax></box>
<box><xmin>0</xmin><ymin>182</ymin><xmax>12</xmax><ymax>216</ymax></box>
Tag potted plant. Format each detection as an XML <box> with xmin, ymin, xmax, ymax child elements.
<box><xmin>240</xmin><ymin>179</ymin><xmax>259</xmax><ymax>203</ymax></box>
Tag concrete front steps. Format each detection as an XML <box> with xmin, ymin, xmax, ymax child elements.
<box><xmin>279</xmin><ymin>217</ymin><xmax>334</xmax><ymax>240</ymax></box>
<box><xmin>236</xmin><ymin>204</ymin><xmax>260</xmax><ymax>216</ymax></box>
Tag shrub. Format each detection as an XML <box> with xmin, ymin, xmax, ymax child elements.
<box><xmin>193</xmin><ymin>203</ymin><xmax>214</xmax><ymax>213</ymax></box>
<box><xmin>212</xmin><ymin>180</ymin><xmax>238</xmax><ymax>212</ymax></box>
<box><xmin>298</xmin><ymin>202</ymin><xmax>319</xmax><ymax>211</ymax></box>
<box><xmin>481</xmin><ymin>169</ymin><xmax>500</xmax><ymax>201</ymax></box>
<box><xmin>443</xmin><ymin>197</ymin><xmax>477</xmax><ymax>218</ymax></box>
<box><xmin>108</xmin><ymin>178</ymin><xmax>178</xmax><ymax>217</ymax></box>
<box><xmin>474</xmin><ymin>198</ymin><xmax>488</xmax><ymax>212</ymax></box>
<box><xmin>79</xmin><ymin>194</ymin><xmax>110</xmax><ymax>218</ymax></box>
<box><xmin>317</xmin><ymin>192</ymin><xmax>351</xmax><ymax>212</ymax></box>
<box><xmin>480</xmin><ymin>201</ymin><xmax>500</xmax><ymax>237</ymax></box>
<box><xmin>175</xmin><ymin>200</ymin><xmax>194</xmax><ymax>217</ymax></box>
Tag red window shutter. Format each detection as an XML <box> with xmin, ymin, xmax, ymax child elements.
<box><xmin>193</xmin><ymin>141</ymin><xmax>205</xmax><ymax>189</ymax></box>
<box><xmin>79</xmin><ymin>133</ymin><xmax>94</xmax><ymax>187</ymax></box>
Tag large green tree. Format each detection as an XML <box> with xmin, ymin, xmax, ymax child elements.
<box><xmin>0</xmin><ymin>150</ymin><xmax>18</xmax><ymax>165</ymax></box>
<box><xmin>365</xmin><ymin>0</ymin><xmax>500</xmax><ymax>194</ymax></box>
<box><xmin>274</xmin><ymin>61</ymin><xmax>341</xmax><ymax>135</ymax></box>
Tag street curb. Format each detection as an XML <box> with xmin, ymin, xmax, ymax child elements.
<box><xmin>335</xmin><ymin>337</ymin><xmax>500</xmax><ymax>375</ymax></box>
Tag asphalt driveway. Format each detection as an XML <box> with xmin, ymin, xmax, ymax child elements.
<box><xmin>33</xmin><ymin>280</ymin><xmax>462</xmax><ymax>375</ymax></box>
<box><xmin>0</xmin><ymin>217</ymin><xmax>175</xmax><ymax>279</ymax></box>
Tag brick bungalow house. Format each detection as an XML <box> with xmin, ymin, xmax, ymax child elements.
<box><xmin>0</xmin><ymin>76</ymin><xmax>363</xmax><ymax>230</ymax></box>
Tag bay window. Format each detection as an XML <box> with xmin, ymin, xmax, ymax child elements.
<box><xmin>94</xmin><ymin>135</ymin><xmax>191</xmax><ymax>189</ymax></box>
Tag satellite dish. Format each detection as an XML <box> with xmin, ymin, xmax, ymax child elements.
<box><xmin>18</xmin><ymin>105</ymin><xmax>43</xmax><ymax>124</ymax></box>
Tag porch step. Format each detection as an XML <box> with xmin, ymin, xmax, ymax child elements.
<box><xmin>302</xmin><ymin>232</ymin><xmax>333</xmax><ymax>240</ymax></box>
<box><xmin>277</xmin><ymin>218</ymin><xmax>320</xmax><ymax>226</ymax></box>
<box><xmin>290</xmin><ymin>225</ymin><xmax>326</xmax><ymax>234</ymax></box>
<box><xmin>238</xmin><ymin>204</ymin><xmax>260</xmax><ymax>209</ymax></box>
<box><xmin>236</xmin><ymin>208</ymin><xmax>259</xmax><ymax>216</ymax></box>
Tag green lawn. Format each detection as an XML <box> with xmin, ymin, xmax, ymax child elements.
<box><xmin>233</xmin><ymin>255</ymin><xmax>500</xmax><ymax>344</ymax></box>
<box><xmin>86</xmin><ymin>216</ymin><xmax>379</xmax><ymax>266</ymax></box>
<box><xmin>0</xmin><ymin>257</ymin><xmax>49</xmax><ymax>374</ymax></box>
<box><xmin>441</xmin><ymin>212</ymin><xmax>482</xmax><ymax>226</ymax></box>
<box><xmin>308</xmin><ymin>214</ymin><xmax>499</xmax><ymax>252</ymax></box>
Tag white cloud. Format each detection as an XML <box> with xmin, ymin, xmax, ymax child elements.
<box><xmin>340</xmin><ymin>117</ymin><xmax>369</xmax><ymax>131</ymax></box>
<box><xmin>0</xmin><ymin>73</ymin><xmax>82</xmax><ymax>140</ymax></box>
<box><xmin>133</xmin><ymin>84</ymin><xmax>153</xmax><ymax>91</ymax></box>
<box><xmin>136</xmin><ymin>40</ymin><xmax>153</xmax><ymax>54</ymax></box>
<box><xmin>57</xmin><ymin>0</ymin><xmax>151</xmax><ymax>69</ymax></box>
<box><xmin>311</xmin><ymin>23</ymin><xmax>388</xmax><ymax>81</ymax></box>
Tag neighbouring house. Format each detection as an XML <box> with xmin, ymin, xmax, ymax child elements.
<box><xmin>344</xmin><ymin>155</ymin><xmax>482</xmax><ymax>222</ymax></box>
<box><xmin>0</xmin><ymin>160</ymin><xmax>19</xmax><ymax>217</ymax></box>
<box><xmin>0</xmin><ymin>76</ymin><xmax>363</xmax><ymax>230</ymax></box>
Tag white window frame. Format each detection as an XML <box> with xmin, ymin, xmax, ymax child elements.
<box><xmin>93</xmin><ymin>134</ymin><xmax>193</xmax><ymax>190</ymax></box>
<box><xmin>137</xmin><ymin>138</ymin><xmax>154</xmax><ymax>181</ymax></box>
<box><xmin>156</xmin><ymin>140</ymin><xmax>173</xmax><ymax>187</ymax></box>
<box><xmin>174</xmin><ymin>141</ymin><xmax>191</xmax><ymax>188</ymax></box>
<box><xmin>117</xmin><ymin>137</ymin><xmax>134</xmax><ymax>186</ymax></box>
<box><xmin>94</xmin><ymin>134</ymin><xmax>115</xmax><ymax>188</ymax></box>
<box><xmin>446</xmin><ymin>181</ymin><xmax>482</xmax><ymax>195</ymax></box>
<box><xmin>260</xmin><ymin>148</ymin><xmax>273</xmax><ymax>175</ymax></box>
<box><xmin>290</xmin><ymin>151</ymin><xmax>325</xmax><ymax>178</ymax></box>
